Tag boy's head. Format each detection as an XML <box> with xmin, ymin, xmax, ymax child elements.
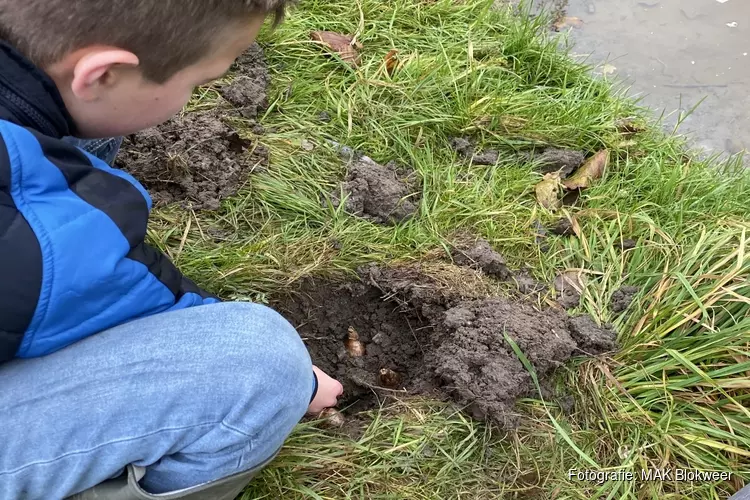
<box><xmin>0</xmin><ymin>1</ymin><xmax>290</xmax><ymax>137</ymax></box>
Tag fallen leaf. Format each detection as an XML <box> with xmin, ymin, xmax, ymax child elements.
<box><xmin>384</xmin><ymin>49</ymin><xmax>399</xmax><ymax>76</ymax></box>
<box><xmin>563</xmin><ymin>149</ymin><xmax>609</xmax><ymax>190</ymax></box>
<box><xmin>310</xmin><ymin>31</ymin><xmax>361</xmax><ymax>67</ymax></box>
<box><xmin>535</xmin><ymin>172</ymin><xmax>563</xmax><ymax>210</ymax></box>
<box><xmin>553</xmin><ymin>16</ymin><xmax>584</xmax><ymax>31</ymax></box>
<box><xmin>571</xmin><ymin>216</ymin><xmax>582</xmax><ymax>237</ymax></box>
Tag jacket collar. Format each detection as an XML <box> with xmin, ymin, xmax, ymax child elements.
<box><xmin>0</xmin><ymin>41</ymin><xmax>76</xmax><ymax>138</ymax></box>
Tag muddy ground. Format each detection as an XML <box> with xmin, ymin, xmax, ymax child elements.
<box><xmin>273</xmin><ymin>252</ymin><xmax>618</xmax><ymax>429</ymax></box>
<box><xmin>115</xmin><ymin>44</ymin><xmax>270</xmax><ymax>210</ymax></box>
<box><xmin>114</xmin><ymin>44</ymin><xmax>624</xmax><ymax>431</ymax></box>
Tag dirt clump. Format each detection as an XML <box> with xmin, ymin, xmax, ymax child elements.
<box><xmin>611</xmin><ymin>285</ymin><xmax>640</xmax><ymax>313</ymax></box>
<box><xmin>530</xmin><ymin>148</ymin><xmax>585</xmax><ymax>177</ymax></box>
<box><xmin>620</xmin><ymin>238</ymin><xmax>637</xmax><ymax>250</ymax></box>
<box><xmin>272</xmin><ymin>278</ymin><xmax>431</xmax><ymax>409</ymax></box>
<box><xmin>567</xmin><ymin>315</ymin><xmax>618</xmax><ymax>354</ymax></box>
<box><xmin>116</xmin><ymin>111</ymin><xmax>267</xmax><ymax>210</ymax></box>
<box><xmin>330</xmin><ymin>157</ymin><xmax>420</xmax><ymax>224</ymax></box>
<box><xmin>220</xmin><ymin>76</ymin><xmax>269</xmax><ymax>119</ymax></box>
<box><xmin>430</xmin><ymin>297</ymin><xmax>578</xmax><ymax>426</ymax></box>
<box><xmin>221</xmin><ymin>44</ymin><xmax>270</xmax><ymax>119</ymax></box>
<box><xmin>116</xmin><ymin>44</ymin><xmax>270</xmax><ymax>210</ymax></box>
<box><xmin>451</xmin><ymin>239</ymin><xmax>511</xmax><ymax>280</ymax></box>
<box><xmin>273</xmin><ymin>264</ymin><xmax>618</xmax><ymax>428</ymax></box>
<box><xmin>550</xmin><ymin>217</ymin><xmax>575</xmax><ymax>236</ymax></box>
<box><xmin>449</xmin><ymin>136</ymin><xmax>500</xmax><ymax>165</ymax></box>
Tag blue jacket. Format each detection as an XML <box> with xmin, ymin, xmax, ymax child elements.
<box><xmin>0</xmin><ymin>41</ymin><xmax>219</xmax><ymax>364</ymax></box>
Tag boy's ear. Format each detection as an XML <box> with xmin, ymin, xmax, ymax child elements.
<box><xmin>71</xmin><ymin>49</ymin><xmax>140</xmax><ymax>101</ymax></box>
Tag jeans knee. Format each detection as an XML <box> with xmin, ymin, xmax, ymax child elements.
<box><xmin>207</xmin><ymin>302</ymin><xmax>313</xmax><ymax>435</ymax></box>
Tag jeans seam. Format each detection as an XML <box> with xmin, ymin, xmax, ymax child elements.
<box><xmin>0</xmin><ymin>421</ymin><xmax>223</xmax><ymax>476</ymax></box>
<box><xmin>83</xmin><ymin>139</ymin><xmax>108</xmax><ymax>151</ymax></box>
<box><xmin>219</xmin><ymin>421</ymin><xmax>253</xmax><ymax>439</ymax></box>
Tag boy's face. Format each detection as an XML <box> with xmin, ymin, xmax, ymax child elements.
<box><xmin>50</xmin><ymin>15</ymin><xmax>265</xmax><ymax>138</ymax></box>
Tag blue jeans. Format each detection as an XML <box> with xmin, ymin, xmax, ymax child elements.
<box><xmin>0</xmin><ymin>302</ymin><xmax>313</xmax><ymax>498</ymax></box>
<box><xmin>64</xmin><ymin>136</ymin><xmax>123</xmax><ymax>166</ymax></box>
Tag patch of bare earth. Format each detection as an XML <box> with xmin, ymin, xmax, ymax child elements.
<box><xmin>115</xmin><ymin>44</ymin><xmax>270</xmax><ymax>210</ymax></box>
<box><xmin>273</xmin><ymin>242</ymin><xmax>618</xmax><ymax>430</ymax></box>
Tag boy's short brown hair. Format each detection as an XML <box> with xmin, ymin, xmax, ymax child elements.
<box><xmin>0</xmin><ymin>0</ymin><xmax>291</xmax><ymax>82</ymax></box>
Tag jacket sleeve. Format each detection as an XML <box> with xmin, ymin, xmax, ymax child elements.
<box><xmin>1</xmin><ymin>125</ymin><xmax>220</xmax><ymax>362</ymax></box>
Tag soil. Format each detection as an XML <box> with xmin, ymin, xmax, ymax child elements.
<box><xmin>115</xmin><ymin>44</ymin><xmax>270</xmax><ymax>210</ymax></box>
<box><xmin>550</xmin><ymin>217</ymin><xmax>575</xmax><ymax>236</ymax></box>
<box><xmin>620</xmin><ymin>239</ymin><xmax>637</xmax><ymax>251</ymax></box>
<box><xmin>451</xmin><ymin>239</ymin><xmax>511</xmax><ymax>280</ymax></box>
<box><xmin>448</xmin><ymin>137</ymin><xmax>499</xmax><ymax>165</ymax></box>
<box><xmin>273</xmin><ymin>262</ymin><xmax>619</xmax><ymax>429</ymax></box>
<box><xmin>330</xmin><ymin>156</ymin><xmax>420</xmax><ymax>224</ymax></box>
<box><xmin>513</xmin><ymin>271</ymin><xmax>547</xmax><ymax>297</ymax></box>
<box><xmin>554</xmin><ymin>271</ymin><xmax>585</xmax><ymax>310</ymax></box>
<box><xmin>471</xmin><ymin>149</ymin><xmax>500</xmax><ymax>165</ymax></box>
<box><xmin>529</xmin><ymin>148</ymin><xmax>585</xmax><ymax>178</ymax></box>
<box><xmin>611</xmin><ymin>285</ymin><xmax>640</xmax><ymax>314</ymax></box>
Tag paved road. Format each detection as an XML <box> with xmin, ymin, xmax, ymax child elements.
<box><xmin>545</xmin><ymin>0</ymin><xmax>748</xmax><ymax>158</ymax></box>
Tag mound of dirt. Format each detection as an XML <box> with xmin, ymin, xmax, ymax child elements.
<box><xmin>330</xmin><ymin>157</ymin><xmax>420</xmax><ymax>224</ymax></box>
<box><xmin>115</xmin><ymin>44</ymin><xmax>270</xmax><ymax>210</ymax></box>
<box><xmin>273</xmin><ymin>263</ymin><xmax>618</xmax><ymax>428</ymax></box>
<box><xmin>451</xmin><ymin>239</ymin><xmax>511</xmax><ymax>280</ymax></box>
<box><xmin>115</xmin><ymin>111</ymin><xmax>267</xmax><ymax>210</ymax></box>
<box><xmin>221</xmin><ymin>44</ymin><xmax>270</xmax><ymax>119</ymax></box>
<box><xmin>529</xmin><ymin>148</ymin><xmax>585</xmax><ymax>177</ymax></box>
<box><xmin>611</xmin><ymin>285</ymin><xmax>640</xmax><ymax>313</ymax></box>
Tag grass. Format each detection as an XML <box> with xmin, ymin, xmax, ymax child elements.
<box><xmin>148</xmin><ymin>0</ymin><xmax>750</xmax><ymax>497</ymax></box>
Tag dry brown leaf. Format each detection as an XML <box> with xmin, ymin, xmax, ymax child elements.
<box><xmin>310</xmin><ymin>31</ymin><xmax>361</xmax><ymax>67</ymax></box>
<box><xmin>570</xmin><ymin>216</ymin><xmax>582</xmax><ymax>237</ymax></box>
<box><xmin>553</xmin><ymin>16</ymin><xmax>584</xmax><ymax>31</ymax></box>
<box><xmin>563</xmin><ymin>149</ymin><xmax>609</xmax><ymax>190</ymax></box>
<box><xmin>535</xmin><ymin>172</ymin><xmax>563</xmax><ymax>210</ymax></box>
<box><xmin>384</xmin><ymin>49</ymin><xmax>399</xmax><ymax>76</ymax></box>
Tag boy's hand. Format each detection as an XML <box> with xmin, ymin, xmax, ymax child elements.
<box><xmin>308</xmin><ymin>365</ymin><xmax>344</xmax><ymax>415</ymax></box>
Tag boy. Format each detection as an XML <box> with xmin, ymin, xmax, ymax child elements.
<box><xmin>0</xmin><ymin>1</ymin><xmax>344</xmax><ymax>499</ymax></box>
